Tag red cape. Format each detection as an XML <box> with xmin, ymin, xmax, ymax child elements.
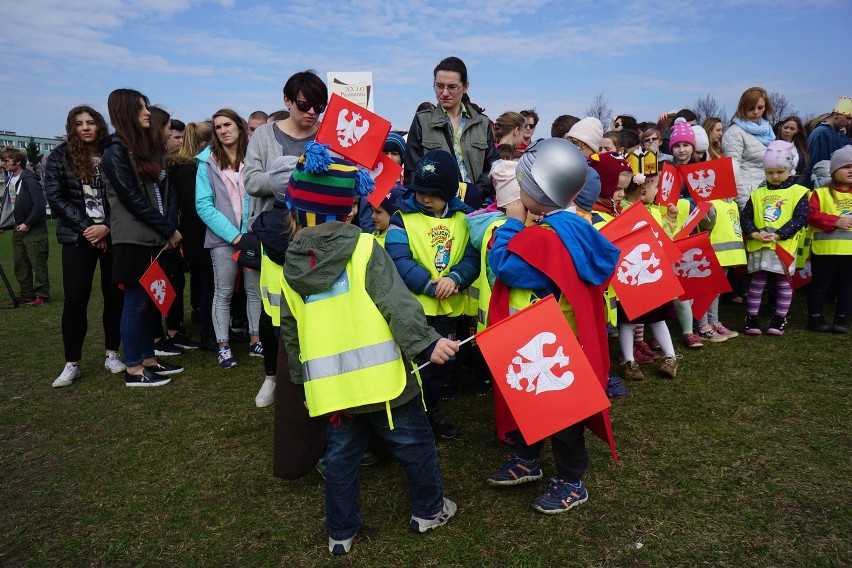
<box><xmin>488</xmin><ymin>224</ymin><xmax>618</xmax><ymax>465</ymax></box>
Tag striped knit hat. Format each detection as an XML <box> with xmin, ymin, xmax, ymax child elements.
<box><xmin>286</xmin><ymin>142</ymin><xmax>374</xmax><ymax>226</ymax></box>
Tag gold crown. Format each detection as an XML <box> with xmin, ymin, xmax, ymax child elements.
<box><xmin>834</xmin><ymin>96</ymin><xmax>852</xmax><ymax>116</ymax></box>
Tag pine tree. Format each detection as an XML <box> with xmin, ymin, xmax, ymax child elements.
<box><xmin>25</xmin><ymin>137</ymin><xmax>43</xmax><ymax>169</ymax></box>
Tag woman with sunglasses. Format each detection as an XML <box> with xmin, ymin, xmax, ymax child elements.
<box><xmin>243</xmin><ymin>70</ymin><xmax>328</xmax><ymax>405</ymax></box>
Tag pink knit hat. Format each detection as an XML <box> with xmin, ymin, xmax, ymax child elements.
<box><xmin>669</xmin><ymin>118</ymin><xmax>696</xmax><ymax>148</ymax></box>
<box><xmin>763</xmin><ymin>140</ymin><xmax>799</xmax><ymax>173</ymax></box>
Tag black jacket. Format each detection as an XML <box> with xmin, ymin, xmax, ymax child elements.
<box><xmin>251</xmin><ymin>200</ymin><xmax>292</xmax><ymax>266</ymax></box>
<box><xmin>11</xmin><ymin>169</ymin><xmax>46</xmax><ymax>228</ymax></box>
<box><xmin>100</xmin><ymin>134</ymin><xmax>177</xmax><ymax>246</ymax></box>
<box><xmin>45</xmin><ymin>142</ymin><xmax>110</xmax><ymax>245</ymax></box>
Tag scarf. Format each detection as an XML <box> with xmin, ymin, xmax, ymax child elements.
<box><xmin>732</xmin><ymin>117</ymin><xmax>775</xmax><ymax>147</ymax></box>
<box><xmin>221</xmin><ymin>166</ymin><xmax>245</xmax><ymax>231</ymax></box>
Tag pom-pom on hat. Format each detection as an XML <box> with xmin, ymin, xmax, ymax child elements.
<box><xmin>490</xmin><ymin>159</ymin><xmax>521</xmax><ymax>207</ymax></box>
<box><xmin>669</xmin><ymin>117</ymin><xmax>696</xmax><ymax>149</ymax></box>
<box><xmin>567</xmin><ymin>117</ymin><xmax>604</xmax><ymax>153</ymax></box>
<box><xmin>383</xmin><ymin>132</ymin><xmax>406</xmax><ymax>156</ymax></box>
<box><xmin>830</xmin><ymin>145</ymin><xmax>852</xmax><ymax>175</ymax></box>
<box><xmin>588</xmin><ymin>152</ymin><xmax>632</xmax><ymax>199</ymax></box>
<box><xmin>692</xmin><ymin>125</ymin><xmax>709</xmax><ymax>153</ymax></box>
<box><xmin>762</xmin><ymin>140</ymin><xmax>799</xmax><ymax>173</ymax></box>
<box><xmin>573</xmin><ymin>168</ymin><xmax>601</xmax><ymax>212</ymax></box>
<box><xmin>286</xmin><ymin>141</ymin><xmax>374</xmax><ymax>227</ymax></box>
<box><xmin>516</xmin><ymin>138</ymin><xmax>589</xmax><ymax>209</ymax></box>
<box><xmin>410</xmin><ymin>149</ymin><xmax>460</xmax><ymax>202</ymax></box>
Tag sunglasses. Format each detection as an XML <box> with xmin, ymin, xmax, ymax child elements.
<box><xmin>524</xmin><ymin>123</ymin><xmax>536</xmax><ymax>130</ymax></box>
<box><xmin>294</xmin><ymin>99</ymin><xmax>326</xmax><ymax>114</ymax></box>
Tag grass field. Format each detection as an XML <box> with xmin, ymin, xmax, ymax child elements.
<box><xmin>1</xmin><ymin>223</ymin><xmax>849</xmax><ymax>567</ymax></box>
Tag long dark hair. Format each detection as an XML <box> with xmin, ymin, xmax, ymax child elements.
<box><xmin>107</xmin><ymin>88</ymin><xmax>163</xmax><ymax>181</ymax></box>
<box><xmin>774</xmin><ymin>116</ymin><xmax>810</xmax><ymax>173</ymax></box>
<box><xmin>64</xmin><ymin>105</ymin><xmax>109</xmax><ymax>183</ymax></box>
<box><xmin>210</xmin><ymin>108</ymin><xmax>248</xmax><ymax>172</ymax></box>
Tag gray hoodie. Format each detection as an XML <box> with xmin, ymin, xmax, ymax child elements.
<box><xmin>281</xmin><ymin>222</ymin><xmax>440</xmax><ymax>414</ymax></box>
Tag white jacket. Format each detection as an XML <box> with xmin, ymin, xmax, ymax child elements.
<box><xmin>722</xmin><ymin>123</ymin><xmax>769</xmax><ymax>210</ymax></box>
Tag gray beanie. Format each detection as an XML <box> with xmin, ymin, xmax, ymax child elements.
<box><xmin>573</xmin><ymin>168</ymin><xmax>601</xmax><ymax>212</ymax></box>
<box><xmin>268</xmin><ymin>155</ymin><xmax>300</xmax><ymax>201</ymax></box>
<box><xmin>829</xmin><ymin>145</ymin><xmax>852</xmax><ymax>175</ymax></box>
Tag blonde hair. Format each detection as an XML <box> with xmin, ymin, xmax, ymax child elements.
<box><xmin>170</xmin><ymin>121</ymin><xmax>214</xmax><ymax>166</ymax></box>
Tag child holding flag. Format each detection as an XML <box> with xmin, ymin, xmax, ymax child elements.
<box><xmin>278</xmin><ymin>143</ymin><xmax>459</xmax><ymax>555</ymax></box>
<box><xmin>485</xmin><ymin>138</ymin><xmax>620</xmax><ymax>514</ymax></box>
<box><xmin>741</xmin><ymin>140</ymin><xmax>810</xmax><ymax>335</ymax></box>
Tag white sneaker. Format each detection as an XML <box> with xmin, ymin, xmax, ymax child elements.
<box><xmin>255</xmin><ymin>380</ymin><xmax>276</xmax><ymax>408</ymax></box>
<box><xmin>104</xmin><ymin>353</ymin><xmax>127</xmax><ymax>374</ymax></box>
<box><xmin>53</xmin><ymin>363</ymin><xmax>81</xmax><ymax>388</ymax></box>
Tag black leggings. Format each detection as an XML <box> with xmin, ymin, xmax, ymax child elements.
<box><xmin>61</xmin><ymin>241</ymin><xmax>123</xmax><ymax>362</ymax></box>
<box><xmin>258</xmin><ymin>310</ymin><xmax>278</xmax><ymax>376</ymax></box>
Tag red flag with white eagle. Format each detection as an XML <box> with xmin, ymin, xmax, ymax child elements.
<box><xmin>679</xmin><ymin>157</ymin><xmax>737</xmax><ymax>202</ymax></box>
<box><xmin>477</xmin><ymin>296</ymin><xmax>611</xmax><ymax>445</ymax></box>
<box><xmin>656</xmin><ymin>162</ymin><xmax>682</xmax><ymax>207</ymax></box>
<box><xmin>671</xmin><ymin>233</ymin><xmax>732</xmax><ymax>318</ymax></box>
<box><xmin>364</xmin><ymin>152</ymin><xmax>403</xmax><ymax>209</ymax></box>
<box><xmin>610</xmin><ymin>225</ymin><xmax>684</xmax><ymax>320</ymax></box>
<box><xmin>139</xmin><ymin>256</ymin><xmax>176</xmax><ymax>317</ymax></box>
<box><xmin>774</xmin><ymin>245</ymin><xmax>798</xmax><ymax>287</ymax></box>
<box><xmin>316</xmin><ymin>93</ymin><xmax>391</xmax><ymax>169</ymax></box>
<box><xmin>673</xmin><ymin>201</ymin><xmax>714</xmax><ymax>241</ymax></box>
<box><xmin>600</xmin><ymin>201</ymin><xmax>682</xmax><ymax>266</ymax></box>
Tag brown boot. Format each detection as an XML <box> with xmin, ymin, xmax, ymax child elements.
<box><xmin>620</xmin><ymin>360</ymin><xmax>644</xmax><ymax>381</ymax></box>
<box><xmin>659</xmin><ymin>356</ymin><xmax>678</xmax><ymax>379</ymax></box>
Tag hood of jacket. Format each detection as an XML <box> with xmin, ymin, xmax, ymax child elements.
<box><xmin>251</xmin><ymin>200</ymin><xmax>292</xmax><ymax>265</ymax></box>
<box><xmin>283</xmin><ymin>221</ymin><xmax>362</xmax><ymax>296</ymax></box>
<box><xmin>98</xmin><ymin>133</ymin><xmax>122</xmax><ymax>154</ymax></box>
<box><xmin>465</xmin><ymin>209</ymin><xmax>505</xmax><ymax>250</ymax></box>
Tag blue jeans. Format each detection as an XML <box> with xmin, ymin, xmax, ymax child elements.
<box><xmin>121</xmin><ymin>284</ymin><xmax>161</xmax><ymax>366</ymax></box>
<box><xmin>324</xmin><ymin>396</ymin><xmax>445</xmax><ymax>540</ymax></box>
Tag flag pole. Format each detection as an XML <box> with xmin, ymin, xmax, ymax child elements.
<box><xmin>410</xmin><ymin>335</ymin><xmax>475</xmax><ymax>374</ymax></box>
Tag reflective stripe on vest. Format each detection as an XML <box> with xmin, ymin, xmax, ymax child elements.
<box><xmin>709</xmin><ymin>199</ymin><xmax>746</xmax><ymax>266</ymax></box>
<box><xmin>474</xmin><ymin>219</ymin><xmax>505</xmax><ymax>332</ymax></box>
<box><xmin>811</xmin><ymin>187</ymin><xmax>852</xmax><ymax>255</ymax></box>
<box><xmin>303</xmin><ymin>339</ymin><xmax>400</xmax><ymax>382</ymax></box>
<box><xmin>260</xmin><ymin>245</ymin><xmax>283</xmax><ymax>326</ymax></box>
<box><xmin>746</xmin><ymin>184</ymin><xmax>809</xmax><ymax>256</ymax></box>
<box><xmin>280</xmin><ymin>234</ymin><xmax>407</xmax><ymax>417</ymax></box>
<box><xmin>400</xmin><ymin>210</ymin><xmax>470</xmax><ymax>317</ymax></box>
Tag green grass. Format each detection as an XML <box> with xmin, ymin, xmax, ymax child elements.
<box><xmin>1</xmin><ymin>222</ymin><xmax>850</xmax><ymax>567</ymax></box>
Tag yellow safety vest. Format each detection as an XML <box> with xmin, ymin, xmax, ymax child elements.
<box><xmin>509</xmin><ymin>288</ymin><xmax>578</xmax><ymax>333</ymax></box>
<box><xmin>591</xmin><ymin>210</ymin><xmax>622</xmax><ymax>326</ymax></box>
<box><xmin>474</xmin><ymin>219</ymin><xmax>506</xmax><ymax>332</ymax></box>
<box><xmin>259</xmin><ymin>244</ymin><xmax>283</xmax><ymax>327</ymax></box>
<box><xmin>373</xmin><ymin>230</ymin><xmax>387</xmax><ymax>248</ymax></box>
<box><xmin>709</xmin><ymin>199</ymin><xmax>746</xmax><ymax>267</ymax></box>
<box><xmin>399</xmin><ymin>210</ymin><xmax>470</xmax><ymax>317</ymax></box>
<box><xmin>592</xmin><ymin>210</ymin><xmax>614</xmax><ymax>230</ymax></box>
<box><xmin>746</xmin><ymin>184</ymin><xmax>809</xmax><ymax>256</ymax></box>
<box><xmin>811</xmin><ymin>187</ymin><xmax>852</xmax><ymax>255</ymax></box>
<box><xmin>280</xmin><ymin>234</ymin><xmax>407</xmax><ymax>418</ymax></box>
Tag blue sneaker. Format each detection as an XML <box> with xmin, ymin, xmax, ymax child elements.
<box><xmin>530</xmin><ymin>477</ymin><xmax>588</xmax><ymax>514</ymax></box>
<box><xmin>486</xmin><ymin>456</ymin><xmax>543</xmax><ymax>486</ymax></box>
<box><xmin>218</xmin><ymin>346</ymin><xmax>238</xmax><ymax>369</ymax></box>
<box><xmin>606</xmin><ymin>376</ymin><xmax>629</xmax><ymax>399</ymax></box>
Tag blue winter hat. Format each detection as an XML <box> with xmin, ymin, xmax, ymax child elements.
<box><xmin>410</xmin><ymin>149</ymin><xmax>460</xmax><ymax>202</ymax></box>
<box><xmin>377</xmin><ymin>185</ymin><xmax>406</xmax><ymax>213</ymax></box>
<box><xmin>573</xmin><ymin>167</ymin><xmax>601</xmax><ymax>212</ymax></box>
<box><xmin>383</xmin><ymin>132</ymin><xmax>406</xmax><ymax>156</ymax></box>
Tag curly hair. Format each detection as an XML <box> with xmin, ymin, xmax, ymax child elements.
<box><xmin>64</xmin><ymin>105</ymin><xmax>109</xmax><ymax>183</ymax></box>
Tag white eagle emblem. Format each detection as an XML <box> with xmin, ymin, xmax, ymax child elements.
<box><xmin>617</xmin><ymin>244</ymin><xmax>663</xmax><ymax>286</ymax></box>
<box><xmin>687</xmin><ymin>169</ymin><xmax>716</xmax><ymax>198</ymax></box>
<box><xmin>505</xmin><ymin>332</ymin><xmax>574</xmax><ymax>395</ymax></box>
<box><xmin>150</xmin><ymin>279</ymin><xmax>167</xmax><ymax>305</ymax></box>
<box><xmin>336</xmin><ymin>109</ymin><xmax>370</xmax><ymax>148</ymax></box>
<box><xmin>674</xmin><ymin>248</ymin><xmax>711</xmax><ymax>278</ymax></box>
<box><xmin>660</xmin><ymin>170</ymin><xmax>676</xmax><ymax>202</ymax></box>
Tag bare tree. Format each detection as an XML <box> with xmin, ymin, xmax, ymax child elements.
<box><xmin>767</xmin><ymin>91</ymin><xmax>797</xmax><ymax>123</ymax></box>
<box><xmin>693</xmin><ymin>94</ymin><xmax>728</xmax><ymax>125</ymax></box>
<box><xmin>585</xmin><ymin>92</ymin><xmax>613</xmax><ymax>129</ymax></box>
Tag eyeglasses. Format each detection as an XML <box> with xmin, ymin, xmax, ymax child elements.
<box><xmin>643</xmin><ymin>136</ymin><xmax>660</xmax><ymax>142</ymax></box>
<box><xmin>294</xmin><ymin>100</ymin><xmax>326</xmax><ymax>114</ymax></box>
<box><xmin>524</xmin><ymin>123</ymin><xmax>536</xmax><ymax>130</ymax></box>
<box><xmin>2</xmin><ymin>158</ymin><xmax>15</xmax><ymax>163</ymax></box>
<box><xmin>433</xmin><ymin>83</ymin><xmax>463</xmax><ymax>94</ymax></box>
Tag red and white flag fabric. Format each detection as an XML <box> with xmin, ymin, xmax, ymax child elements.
<box><xmin>679</xmin><ymin>157</ymin><xmax>737</xmax><ymax>202</ymax></box>
<box><xmin>139</xmin><ymin>257</ymin><xmax>176</xmax><ymax>317</ymax></box>
<box><xmin>791</xmin><ymin>258</ymin><xmax>813</xmax><ymax>290</ymax></box>
<box><xmin>671</xmin><ymin>233</ymin><xmax>732</xmax><ymax>319</ymax></box>
<box><xmin>364</xmin><ymin>152</ymin><xmax>403</xmax><ymax>209</ymax></box>
<box><xmin>656</xmin><ymin>162</ymin><xmax>682</xmax><ymax>207</ymax></box>
<box><xmin>476</xmin><ymin>295</ymin><xmax>610</xmax><ymax>445</ymax></box>
<box><xmin>774</xmin><ymin>245</ymin><xmax>798</xmax><ymax>286</ymax></box>
<box><xmin>316</xmin><ymin>93</ymin><xmax>391</xmax><ymax>169</ymax></box>
<box><xmin>673</xmin><ymin>201</ymin><xmax>714</xmax><ymax>241</ymax></box>
<box><xmin>610</xmin><ymin>225</ymin><xmax>684</xmax><ymax>320</ymax></box>
<box><xmin>601</xmin><ymin>202</ymin><xmax>682</xmax><ymax>266</ymax></box>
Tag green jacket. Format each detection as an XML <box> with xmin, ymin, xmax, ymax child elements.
<box><xmin>281</xmin><ymin>222</ymin><xmax>440</xmax><ymax>414</ymax></box>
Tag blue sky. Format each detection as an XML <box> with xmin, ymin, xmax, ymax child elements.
<box><xmin>3</xmin><ymin>0</ymin><xmax>847</xmax><ymax>138</ymax></box>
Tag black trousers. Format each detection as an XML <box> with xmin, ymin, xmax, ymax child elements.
<box><xmin>808</xmin><ymin>253</ymin><xmax>852</xmax><ymax>318</ymax></box>
<box><xmin>510</xmin><ymin>422</ymin><xmax>588</xmax><ymax>483</ymax></box>
<box><xmin>61</xmin><ymin>241</ymin><xmax>123</xmax><ymax>361</ymax></box>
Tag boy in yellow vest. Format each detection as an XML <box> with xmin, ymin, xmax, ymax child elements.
<box><xmin>279</xmin><ymin>143</ymin><xmax>460</xmax><ymax>555</ymax></box>
<box><xmin>385</xmin><ymin>150</ymin><xmax>480</xmax><ymax>439</ymax></box>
